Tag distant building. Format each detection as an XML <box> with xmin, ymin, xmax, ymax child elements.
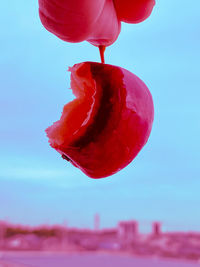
<box><xmin>118</xmin><ymin>221</ymin><xmax>138</xmax><ymax>248</ymax></box>
<box><xmin>94</xmin><ymin>214</ymin><xmax>100</xmax><ymax>231</ymax></box>
<box><xmin>0</xmin><ymin>221</ymin><xmax>6</xmax><ymax>248</ymax></box>
<box><xmin>152</xmin><ymin>222</ymin><xmax>161</xmax><ymax>236</ymax></box>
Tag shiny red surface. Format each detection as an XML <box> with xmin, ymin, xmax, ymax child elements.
<box><xmin>38</xmin><ymin>0</ymin><xmax>155</xmax><ymax>46</ymax></box>
<box><xmin>46</xmin><ymin>62</ymin><xmax>154</xmax><ymax>178</ymax></box>
<box><xmin>114</xmin><ymin>0</ymin><xmax>156</xmax><ymax>23</ymax></box>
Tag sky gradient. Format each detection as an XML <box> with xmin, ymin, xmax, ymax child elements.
<box><xmin>0</xmin><ymin>0</ymin><xmax>200</xmax><ymax>232</ymax></box>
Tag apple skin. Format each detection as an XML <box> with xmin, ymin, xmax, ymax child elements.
<box><xmin>46</xmin><ymin>62</ymin><xmax>154</xmax><ymax>178</ymax></box>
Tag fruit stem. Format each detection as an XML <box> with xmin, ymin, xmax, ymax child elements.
<box><xmin>99</xmin><ymin>45</ymin><xmax>106</xmax><ymax>64</ymax></box>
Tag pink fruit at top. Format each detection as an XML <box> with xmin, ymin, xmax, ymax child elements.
<box><xmin>39</xmin><ymin>0</ymin><xmax>120</xmax><ymax>46</ymax></box>
<box><xmin>38</xmin><ymin>0</ymin><xmax>155</xmax><ymax>46</ymax></box>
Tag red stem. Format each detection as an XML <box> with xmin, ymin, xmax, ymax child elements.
<box><xmin>99</xmin><ymin>45</ymin><xmax>106</xmax><ymax>64</ymax></box>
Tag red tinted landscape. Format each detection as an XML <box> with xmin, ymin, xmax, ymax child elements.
<box><xmin>1</xmin><ymin>218</ymin><xmax>200</xmax><ymax>266</ymax></box>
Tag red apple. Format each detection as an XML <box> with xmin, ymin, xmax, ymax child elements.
<box><xmin>46</xmin><ymin>62</ymin><xmax>154</xmax><ymax>178</ymax></box>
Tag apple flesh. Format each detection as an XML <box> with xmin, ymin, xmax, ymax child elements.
<box><xmin>46</xmin><ymin>62</ymin><xmax>154</xmax><ymax>178</ymax></box>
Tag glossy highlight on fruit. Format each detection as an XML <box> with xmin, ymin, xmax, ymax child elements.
<box><xmin>38</xmin><ymin>0</ymin><xmax>155</xmax><ymax>46</ymax></box>
<box><xmin>46</xmin><ymin>62</ymin><xmax>154</xmax><ymax>178</ymax></box>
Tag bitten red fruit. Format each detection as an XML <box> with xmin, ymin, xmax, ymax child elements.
<box><xmin>46</xmin><ymin>62</ymin><xmax>154</xmax><ymax>178</ymax></box>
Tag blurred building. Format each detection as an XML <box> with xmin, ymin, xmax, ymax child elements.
<box><xmin>94</xmin><ymin>214</ymin><xmax>100</xmax><ymax>232</ymax></box>
<box><xmin>0</xmin><ymin>221</ymin><xmax>6</xmax><ymax>248</ymax></box>
<box><xmin>152</xmin><ymin>222</ymin><xmax>162</xmax><ymax>237</ymax></box>
<box><xmin>118</xmin><ymin>220</ymin><xmax>138</xmax><ymax>249</ymax></box>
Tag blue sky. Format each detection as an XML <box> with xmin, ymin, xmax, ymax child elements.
<box><xmin>0</xmin><ymin>0</ymin><xmax>200</xmax><ymax>232</ymax></box>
